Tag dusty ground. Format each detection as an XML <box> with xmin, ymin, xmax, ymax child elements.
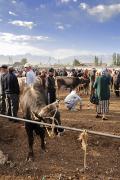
<box><xmin>0</xmin><ymin>90</ymin><xmax>120</xmax><ymax>180</ymax></box>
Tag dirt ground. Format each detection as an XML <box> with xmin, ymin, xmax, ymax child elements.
<box><xmin>0</xmin><ymin>90</ymin><xmax>120</xmax><ymax>180</ymax></box>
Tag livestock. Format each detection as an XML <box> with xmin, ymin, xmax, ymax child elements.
<box><xmin>113</xmin><ymin>71</ymin><xmax>120</xmax><ymax>97</ymax></box>
<box><xmin>20</xmin><ymin>78</ymin><xmax>63</xmax><ymax>161</ymax></box>
<box><xmin>56</xmin><ymin>76</ymin><xmax>85</xmax><ymax>91</ymax></box>
<box><xmin>79</xmin><ymin>77</ymin><xmax>90</xmax><ymax>95</ymax></box>
<box><xmin>18</xmin><ymin>77</ymin><xmax>26</xmax><ymax>95</ymax></box>
<box><xmin>56</xmin><ymin>76</ymin><xmax>90</xmax><ymax>95</ymax></box>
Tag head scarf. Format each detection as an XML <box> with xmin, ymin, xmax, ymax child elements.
<box><xmin>101</xmin><ymin>68</ymin><xmax>107</xmax><ymax>76</ymax></box>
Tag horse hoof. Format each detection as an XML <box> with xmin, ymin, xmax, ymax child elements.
<box><xmin>41</xmin><ymin>149</ymin><xmax>48</xmax><ymax>153</ymax></box>
<box><xmin>28</xmin><ymin>157</ymin><xmax>34</xmax><ymax>162</ymax></box>
<box><xmin>26</xmin><ymin>156</ymin><xmax>34</xmax><ymax>162</ymax></box>
<box><xmin>26</xmin><ymin>153</ymin><xmax>34</xmax><ymax>162</ymax></box>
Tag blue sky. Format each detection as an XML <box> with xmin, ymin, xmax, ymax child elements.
<box><xmin>0</xmin><ymin>0</ymin><xmax>120</xmax><ymax>58</ymax></box>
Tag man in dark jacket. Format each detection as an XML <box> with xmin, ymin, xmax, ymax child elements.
<box><xmin>46</xmin><ymin>68</ymin><xmax>56</xmax><ymax>104</ymax></box>
<box><xmin>0</xmin><ymin>65</ymin><xmax>8</xmax><ymax>114</ymax></box>
<box><xmin>90</xmin><ymin>68</ymin><xmax>96</xmax><ymax>95</ymax></box>
<box><xmin>3</xmin><ymin>66</ymin><xmax>20</xmax><ymax>121</ymax></box>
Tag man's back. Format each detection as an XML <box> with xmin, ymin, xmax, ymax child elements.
<box><xmin>26</xmin><ymin>69</ymin><xmax>36</xmax><ymax>85</ymax></box>
<box><xmin>64</xmin><ymin>90</ymin><xmax>81</xmax><ymax>104</ymax></box>
<box><xmin>4</xmin><ymin>72</ymin><xmax>20</xmax><ymax>94</ymax></box>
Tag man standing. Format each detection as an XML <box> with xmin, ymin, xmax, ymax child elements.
<box><xmin>3</xmin><ymin>66</ymin><xmax>20</xmax><ymax>121</ymax></box>
<box><xmin>24</xmin><ymin>63</ymin><xmax>36</xmax><ymax>85</ymax></box>
<box><xmin>46</xmin><ymin>68</ymin><xmax>56</xmax><ymax>104</ymax></box>
<box><xmin>90</xmin><ymin>68</ymin><xmax>96</xmax><ymax>95</ymax></box>
<box><xmin>0</xmin><ymin>65</ymin><xmax>8</xmax><ymax>114</ymax></box>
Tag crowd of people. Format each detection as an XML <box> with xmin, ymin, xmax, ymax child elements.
<box><xmin>0</xmin><ymin>62</ymin><xmax>120</xmax><ymax>122</ymax></box>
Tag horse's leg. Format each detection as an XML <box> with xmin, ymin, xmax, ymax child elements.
<box><xmin>34</xmin><ymin>125</ymin><xmax>46</xmax><ymax>151</ymax></box>
<box><xmin>54</xmin><ymin>111</ymin><xmax>64</xmax><ymax>133</ymax></box>
<box><xmin>25</xmin><ymin>122</ymin><xmax>34</xmax><ymax>161</ymax></box>
<box><xmin>40</xmin><ymin>127</ymin><xmax>46</xmax><ymax>151</ymax></box>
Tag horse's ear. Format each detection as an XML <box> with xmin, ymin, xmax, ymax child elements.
<box><xmin>53</xmin><ymin>99</ymin><xmax>60</xmax><ymax>108</ymax></box>
<box><xmin>56</xmin><ymin>99</ymin><xmax>60</xmax><ymax>103</ymax></box>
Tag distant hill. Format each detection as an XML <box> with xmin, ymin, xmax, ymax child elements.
<box><xmin>0</xmin><ymin>53</ymin><xmax>112</xmax><ymax>65</ymax></box>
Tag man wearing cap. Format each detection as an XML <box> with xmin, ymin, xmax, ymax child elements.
<box><xmin>24</xmin><ymin>63</ymin><xmax>36</xmax><ymax>85</ymax></box>
<box><xmin>0</xmin><ymin>65</ymin><xmax>8</xmax><ymax>114</ymax></box>
<box><xmin>3</xmin><ymin>66</ymin><xmax>20</xmax><ymax>121</ymax></box>
<box><xmin>46</xmin><ymin>68</ymin><xmax>56</xmax><ymax>104</ymax></box>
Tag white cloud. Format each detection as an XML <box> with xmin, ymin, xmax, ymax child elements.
<box><xmin>60</xmin><ymin>0</ymin><xmax>70</xmax><ymax>3</ymax></box>
<box><xmin>0</xmin><ymin>41</ymin><xmax>48</xmax><ymax>56</ymax></box>
<box><xmin>56</xmin><ymin>23</ymin><xmax>71</xmax><ymax>30</ymax></box>
<box><xmin>0</xmin><ymin>32</ymin><xmax>104</xmax><ymax>58</ymax></box>
<box><xmin>57</xmin><ymin>25</ymin><xmax>65</xmax><ymax>30</ymax></box>
<box><xmin>11</xmin><ymin>0</ymin><xmax>16</xmax><ymax>4</ymax></box>
<box><xmin>0</xmin><ymin>32</ymin><xmax>51</xmax><ymax>56</ymax></box>
<box><xmin>0</xmin><ymin>32</ymin><xmax>49</xmax><ymax>43</ymax></box>
<box><xmin>9</xmin><ymin>20</ymin><xmax>35</xmax><ymax>29</ymax></box>
<box><xmin>79</xmin><ymin>3</ymin><xmax>88</xmax><ymax>10</ymax></box>
<box><xmin>79</xmin><ymin>3</ymin><xmax>120</xmax><ymax>22</ymax></box>
<box><xmin>9</xmin><ymin>11</ymin><xmax>17</xmax><ymax>16</ymax></box>
<box><xmin>0</xmin><ymin>19</ymin><xmax>3</xmax><ymax>22</ymax></box>
<box><xmin>0</xmin><ymin>40</ymin><xmax>101</xmax><ymax>58</ymax></box>
<box><xmin>59</xmin><ymin>0</ymin><xmax>77</xmax><ymax>3</ymax></box>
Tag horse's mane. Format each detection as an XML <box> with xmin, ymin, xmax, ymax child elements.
<box><xmin>33</xmin><ymin>77</ymin><xmax>45</xmax><ymax>92</ymax></box>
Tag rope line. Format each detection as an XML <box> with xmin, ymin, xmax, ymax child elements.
<box><xmin>0</xmin><ymin>114</ymin><xmax>120</xmax><ymax>140</ymax></box>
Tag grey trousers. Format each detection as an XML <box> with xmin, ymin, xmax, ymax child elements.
<box><xmin>0</xmin><ymin>94</ymin><xmax>6</xmax><ymax>114</ymax></box>
<box><xmin>6</xmin><ymin>94</ymin><xmax>19</xmax><ymax>117</ymax></box>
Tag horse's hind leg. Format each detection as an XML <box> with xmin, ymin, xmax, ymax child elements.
<box><xmin>25</xmin><ymin>122</ymin><xmax>34</xmax><ymax>161</ymax></box>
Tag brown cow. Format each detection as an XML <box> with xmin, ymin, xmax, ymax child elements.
<box><xmin>20</xmin><ymin>77</ymin><xmax>63</xmax><ymax>161</ymax></box>
<box><xmin>56</xmin><ymin>76</ymin><xmax>90</xmax><ymax>96</ymax></box>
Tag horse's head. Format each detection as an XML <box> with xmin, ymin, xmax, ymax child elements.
<box><xmin>32</xmin><ymin>100</ymin><xmax>64</xmax><ymax>136</ymax></box>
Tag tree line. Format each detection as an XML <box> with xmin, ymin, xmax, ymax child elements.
<box><xmin>112</xmin><ymin>53</ymin><xmax>120</xmax><ymax>66</ymax></box>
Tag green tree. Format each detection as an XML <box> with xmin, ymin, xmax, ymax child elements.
<box><xmin>112</xmin><ymin>53</ymin><xmax>117</xmax><ymax>65</ymax></box>
<box><xmin>99</xmin><ymin>59</ymin><xmax>102</xmax><ymax>66</ymax></box>
<box><xmin>94</xmin><ymin>56</ymin><xmax>99</xmax><ymax>66</ymax></box>
<box><xmin>116</xmin><ymin>54</ymin><xmax>120</xmax><ymax>66</ymax></box>
<box><xmin>73</xmin><ymin>59</ymin><xmax>81</xmax><ymax>66</ymax></box>
<box><xmin>21</xmin><ymin>58</ymin><xmax>28</xmax><ymax>65</ymax></box>
<box><xmin>13</xmin><ymin>61</ymin><xmax>21</xmax><ymax>67</ymax></box>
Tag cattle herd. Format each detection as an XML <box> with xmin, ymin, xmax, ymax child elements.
<box><xmin>16</xmin><ymin>66</ymin><xmax>120</xmax><ymax>160</ymax></box>
<box><xmin>1</xmin><ymin>66</ymin><xmax>120</xmax><ymax>163</ymax></box>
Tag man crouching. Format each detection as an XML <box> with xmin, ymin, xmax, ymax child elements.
<box><xmin>64</xmin><ymin>88</ymin><xmax>82</xmax><ymax>111</ymax></box>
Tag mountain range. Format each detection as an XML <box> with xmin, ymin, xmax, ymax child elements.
<box><xmin>0</xmin><ymin>54</ymin><xmax>112</xmax><ymax>65</ymax></box>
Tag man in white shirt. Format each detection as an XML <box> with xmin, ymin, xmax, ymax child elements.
<box><xmin>64</xmin><ymin>88</ymin><xmax>82</xmax><ymax>111</ymax></box>
<box><xmin>24</xmin><ymin>63</ymin><xmax>36</xmax><ymax>85</ymax></box>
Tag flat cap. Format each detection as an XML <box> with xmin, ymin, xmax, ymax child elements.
<box><xmin>0</xmin><ymin>64</ymin><xmax>8</xmax><ymax>69</ymax></box>
<box><xmin>24</xmin><ymin>63</ymin><xmax>31</xmax><ymax>68</ymax></box>
<box><xmin>49</xmin><ymin>68</ymin><xmax>54</xmax><ymax>72</ymax></box>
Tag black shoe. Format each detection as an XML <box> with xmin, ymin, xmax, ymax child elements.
<box><xmin>96</xmin><ymin>115</ymin><xmax>101</xmax><ymax>118</ymax></box>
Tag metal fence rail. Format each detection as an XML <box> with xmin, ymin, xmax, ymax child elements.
<box><xmin>0</xmin><ymin>114</ymin><xmax>120</xmax><ymax>140</ymax></box>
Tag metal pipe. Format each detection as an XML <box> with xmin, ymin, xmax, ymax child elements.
<box><xmin>0</xmin><ymin>114</ymin><xmax>120</xmax><ymax>140</ymax></box>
